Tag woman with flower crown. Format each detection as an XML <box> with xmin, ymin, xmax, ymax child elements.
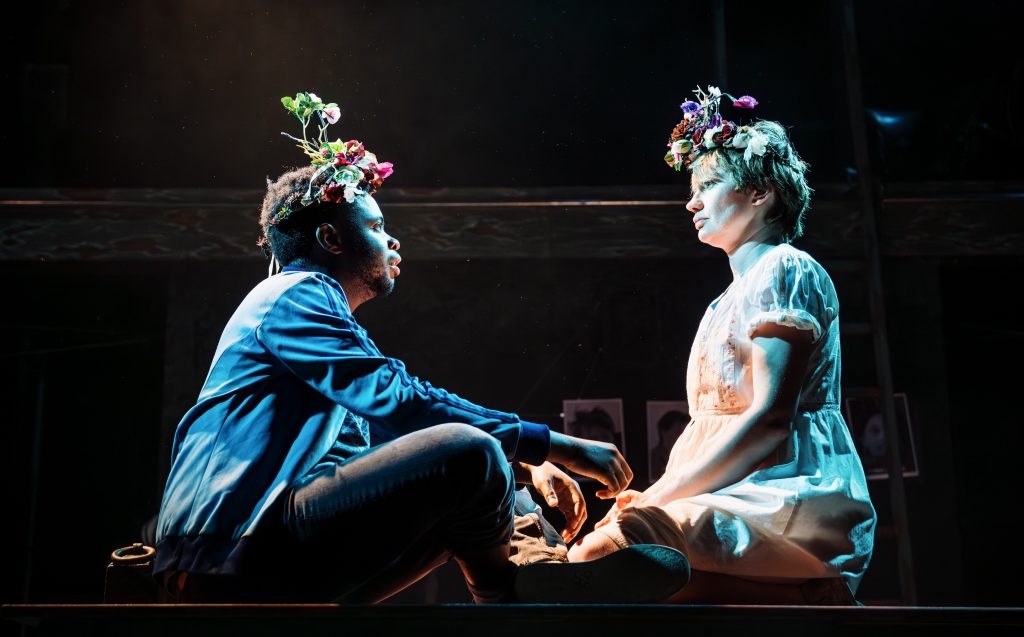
<box><xmin>567</xmin><ymin>87</ymin><xmax>877</xmax><ymax>604</ymax></box>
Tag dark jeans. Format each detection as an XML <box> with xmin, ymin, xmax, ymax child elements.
<box><xmin>175</xmin><ymin>423</ymin><xmax>517</xmax><ymax>603</ymax></box>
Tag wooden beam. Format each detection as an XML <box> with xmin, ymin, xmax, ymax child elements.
<box><xmin>1</xmin><ymin>185</ymin><xmax>1022</xmax><ymax>261</ymax></box>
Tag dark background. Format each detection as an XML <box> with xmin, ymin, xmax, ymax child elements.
<box><xmin>1</xmin><ymin>0</ymin><xmax>1022</xmax><ymax>610</ymax></box>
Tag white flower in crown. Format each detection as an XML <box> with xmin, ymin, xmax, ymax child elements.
<box><xmin>708</xmin><ymin>86</ymin><xmax>722</xmax><ymax>98</ymax></box>
<box><xmin>703</xmin><ymin>126</ymin><xmax>723</xmax><ymax>147</ymax></box>
<box><xmin>744</xmin><ymin>131</ymin><xmax>769</xmax><ymax>161</ymax></box>
<box><xmin>730</xmin><ymin>128</ymin><xmax>752</xmax><ymax>149</ymax></box>
<box><xmin>308</xmin><ymin>93</ymin><xmax>322</xmax><ymax>104</ymax></box>
<box><xmin>343</xmin><ymin>186</ymin><xmax>358</xmax><ymax>203</ymax></box>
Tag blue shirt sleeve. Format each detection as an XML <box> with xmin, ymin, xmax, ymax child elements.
<box><xmin>255</xmin><ymin>273</ymin><xmax>550</xmax><ymax>463</ymax></box>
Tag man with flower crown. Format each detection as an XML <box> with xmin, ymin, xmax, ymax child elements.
<box><xmin>153</xmin><ymin>92</ymin><xmax>690</xmax><ymax>604</ymax></box>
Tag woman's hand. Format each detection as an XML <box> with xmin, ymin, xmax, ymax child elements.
<box><xmin>524</xmin><ymin>461</ymin><xmax>588</xmax><ymax>542</ymax></box>
<box><xmin>594</xmin><ymin>489</ymin><xmax>645</xmax><ymax>529</ymax></box>
<box><xmin>546</xmin><ymin>432</ymin><xmax>633</xmax><ymax>499</ymax></box>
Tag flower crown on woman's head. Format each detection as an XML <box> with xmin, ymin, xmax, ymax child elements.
<box><xmin>270</xmin><ymin>91</ymin><xmax>394</xmax><ymax>226</ymax></box>
<box><xmin>665</xmin><ymin>85</ymin><xmax>768</xmax><ymax>171</ymax></box>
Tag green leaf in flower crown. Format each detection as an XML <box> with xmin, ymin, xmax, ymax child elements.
<box><xmin>281</xmin><ymin>96</ymin><xmax>295</xmax><ymax>111</ymax></box>
<box><xmin>327</xmin><ymin>140</ymin><xmax>345</xmax><ymax>154</ymax></box>
<box><xmin>339</xmin><ymin>165</ymin><xmax>362</xmax><ymax>182</ymax></box>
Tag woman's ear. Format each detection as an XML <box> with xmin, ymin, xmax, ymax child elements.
<box><xmin>315</xmin><ymin>223</ymin><xmax>344</xmax><ymax>255</ymax></box>
<box><xmin>750</xmin><ymin>185</ymin><xmax>774</xmax><ymax>209</ymax></box>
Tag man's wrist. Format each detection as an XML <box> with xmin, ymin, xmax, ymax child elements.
<box><xmin>511</xmin><ymin>461</ymin><xmax>532</xmax><ymax>484</ymax></box>
<box><xmin>514</xmin><ymin>422</ymin><xmax>551</xmax><ymax>465</ymax></box>
<box><xmin>546</xmin><ymin>431</ymin><xmax>579</xmax><ymax>465</ymax></box>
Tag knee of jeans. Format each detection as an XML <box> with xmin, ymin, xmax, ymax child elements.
<box><xmin>434</xmin><ymin>423</ymin><xmax>509</xmax><ymax>484</ymax></box>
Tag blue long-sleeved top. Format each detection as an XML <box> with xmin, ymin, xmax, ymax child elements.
<box><xmin>155</xmin><ymin>268</ymin><xmax>549</xmax><ymax>576</ymax></box>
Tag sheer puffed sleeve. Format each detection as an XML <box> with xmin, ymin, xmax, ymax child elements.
<box><xmin>742</xmin><ymin>247</ymin><xmax>837</xmax><ymax>343</ymax></box>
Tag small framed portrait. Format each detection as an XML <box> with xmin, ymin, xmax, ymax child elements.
<box><xmin>646</xmin><ymin>401</ymin><xmax>690</xmax><ymax>482</ymax></box>
<box><xmin>843</xmin><ymin>390</ymin><xmax>920</xmax><ymax>480</ymax></box>
<box><xmin>562</xmin><ymin>399</ymin><xmax>625</xmax><ymax>454</ymax></box>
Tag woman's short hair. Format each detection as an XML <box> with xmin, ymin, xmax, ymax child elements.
<box><xmin>258</xmin><ymin>165</ymin><xmax>352</xmax><ymax>265</ymax></box>
<box><xmin>693</xmin><ymin>120</ymin><xmax>812</xmax><ymax>242</ymax></box>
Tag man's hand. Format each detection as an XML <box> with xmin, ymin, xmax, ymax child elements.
<box><xmin>524</xmin><ymin>462</ymin><xmax>587</xmax><ymax>542</ymax></box>
<box><xmin>546</xmin><ymin>432</ymin><xmax>633</xmax><ymax>499</ymax></box>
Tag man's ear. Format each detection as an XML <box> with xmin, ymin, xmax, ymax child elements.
<box><xmin>315</xmin><ymin>223</ymin><xmax>344</xmax><ymax>255</ymax></box>
<box><xmin>750</xmin><ymin>185</ymin><xmax>774</xmax><ymax>209</ymax></box>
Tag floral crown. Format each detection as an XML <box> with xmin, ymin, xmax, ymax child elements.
<box><xmin>269</xmin><ymin>91</ymin><xmax>394</xmax><ymax>226</ymax></box>
<box><xmin>665</xmin><ymin>85</ymin><xmax>768</xmax><ymax>171</ymax></box>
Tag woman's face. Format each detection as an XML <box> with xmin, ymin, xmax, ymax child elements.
<box><xmin>685</xmin><ymin>163</ymin><xmax>769</xmax><ymax>253</ymax></box>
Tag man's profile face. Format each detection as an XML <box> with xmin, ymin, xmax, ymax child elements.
<box><xmin>340</xmin><ymin>195</ymin><xmax>402</xmax><ymax>300</ymax></box>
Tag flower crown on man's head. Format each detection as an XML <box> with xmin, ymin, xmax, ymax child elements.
<box><xmin>269</xmin><ymin>91</ymin><xmax>394</xmax><ymax>226</ymax></box>
<box><xmin>665</xmin><ymin>85</ymin><xmax>768</xmax><ymax>171</ymax></box>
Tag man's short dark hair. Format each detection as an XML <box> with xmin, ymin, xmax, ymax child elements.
<box><xmin>258</xmin><ymin>165</ymin><xmax>354</xmax><ymax>265</ymax></box>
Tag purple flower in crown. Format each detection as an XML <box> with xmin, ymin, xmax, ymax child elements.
<box><xmin>733</xmin><ymin>95</ymin><xmax>759</xmax><ymax>109</ymax></box>
<box><xmin>680</xmin><ymin>100</ymin><xmax>701</xmax><ymax>116</ymax></box>
<box><xmin>665</xmin><ymin>85</ymin><xmax>762</xmax><ymax>171</ymax></box>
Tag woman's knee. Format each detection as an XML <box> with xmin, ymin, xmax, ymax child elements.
<box><xmin>616</xmin><ymin>506</ymin><xmax>688</xmax><ymax>550</ymax></box>
<box><xmin>568</xmin><ymin>530</ymin><xmax>622</xmax><ymax>562</ymax></box>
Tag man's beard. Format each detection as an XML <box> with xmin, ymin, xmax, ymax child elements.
<box><xmin>343</xmin><ymin>231</ymin><xmax>394</xmax><ymax>299</ymax></box>
<box><xmin>358</xmin><ymin>261</ymin><xmax>394</xmax><ymax>298</ymax></box>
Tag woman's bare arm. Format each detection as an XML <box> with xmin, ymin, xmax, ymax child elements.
<box><xmin>641</xmin><ymin>323</ymin><xmax>813</xmax><ymax>507</ymax></box>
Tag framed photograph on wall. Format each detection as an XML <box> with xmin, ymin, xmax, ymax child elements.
<box><xmin>562</xmin><ymin>399</ymin><xmax>625</xmax><ymax>454</ymax></box>
<box><xmin>646</xmin><ymin>401</ymin><xmax>690</xmax><ymax>482</ymax></box>
<box><xmin>843</xmin><ymin>390</ymin><xmax>920</xmax><ymax>480</ymax></box>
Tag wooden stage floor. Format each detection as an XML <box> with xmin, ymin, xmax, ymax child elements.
<box><xmin>4</xmin><ymin>604</ymin><xmax>1024</xmax><ymax>637</ymax></box>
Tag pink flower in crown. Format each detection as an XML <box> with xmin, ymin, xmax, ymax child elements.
<box><xmin>333</xmin><ymin>140</ymin><xmax>367</xmax><ymax>167</ymax></box>
<box><xmin>733</xmin><ymin>95</ymin><xmax>759</xmax><ymax>109</ymax></box>
<box><xmin>322</xmin><ymin>106</ymin><xmax>341</xmax><ymax>124</ymax></box>
<box><xmin>344</xmin><ymin>140</ymin><xmax>365</xmax><ymax>161</ymax></box>
<box><xmin>375</xmin><ymin>162</ymin><xmax>394</xmax><ymax>180</ymax></box>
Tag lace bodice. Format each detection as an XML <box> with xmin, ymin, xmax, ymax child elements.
<box><xmin>686</xmin><ymin>243</ymin><xmax>842</xmax><ymax>416</ymax></box>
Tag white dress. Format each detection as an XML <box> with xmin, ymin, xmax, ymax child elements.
<box><xmin>607</xmin><ymin>244</ymin><xmax>876</xmax><ymax>590</ymax></box>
